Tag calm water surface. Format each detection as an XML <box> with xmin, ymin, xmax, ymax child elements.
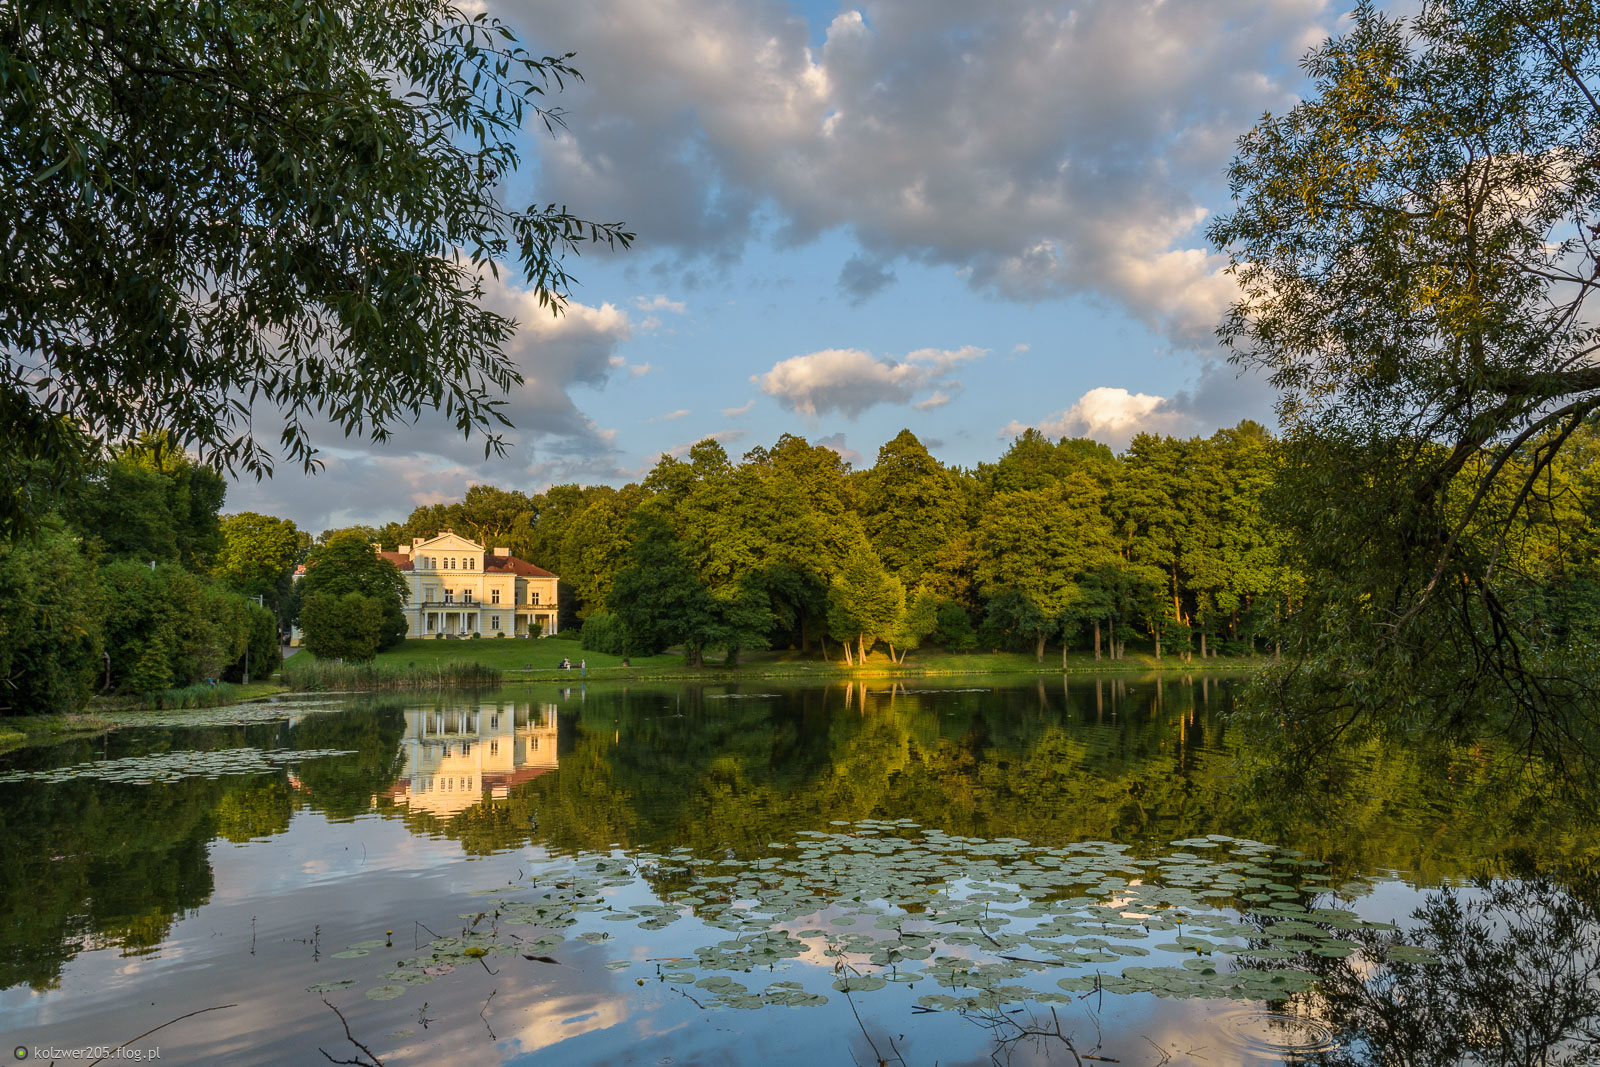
<box><xmin>1</xmin><ymin>677</ymin><xmax>1595</xmax><ymax>1065</ymax></box>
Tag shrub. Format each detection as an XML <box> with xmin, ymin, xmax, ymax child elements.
<box><xmin>581</xmin><ymin>612</ymin><xmax>628</xmax><ymax>655</ymax></box>
<box><xmin>300</xmin><ymin>592</ymin><xmax>384</xmax><ymax>662</ymax></box>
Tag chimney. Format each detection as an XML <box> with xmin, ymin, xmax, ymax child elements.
<box><xmin>399</xmin><ymin>544</ymin><xmax>412</xmax><ymax>555</ymax></box>
<box><xmin>492</xmin><ymin>547</ymin><xmax>510</xmax><ymax>557</ymax></box>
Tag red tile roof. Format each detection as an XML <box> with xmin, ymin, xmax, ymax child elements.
<box><xmin>378</xmin><ymin>551</ymin><xmax>414</xmax><ymax>571</ymax></box>
<box><xmin>485</xmin><ymin>555</ymin><xmax>557</xmax><ymax>578</ymax></box>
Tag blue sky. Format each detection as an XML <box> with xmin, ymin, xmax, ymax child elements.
<box><xmin>229</xmin><ymin>0</ymin><xmax>1354</xmax><ymax>532</ymax></box>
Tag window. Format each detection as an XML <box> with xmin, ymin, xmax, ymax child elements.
<box><xmin>491</xmin><ymin>588</ymin><xmax>500</xmax><ymax>604</ymax></box>
<box><xmin>530</xmin><ymin>590</ymin><xmax>540</xmax><ymax>605</ymax></box>
<box><xmin>425</xmin><ymin>587</ymin><xmax>433</xmax><ymax>602</ymax></box>
<box><xmin>444</xmin><ymin>589</ymin><xmax>453</xmax><ymax>603</ymax></box>
<box><xmin>464</xmin><ymin>590</ymin><xmax>474</xmax><ymax>603</ymax></box>
<box><xmin>467</xmin><ymin>557</ymin><xmax>476</xmax><ymax>570</ymax></box>
<box><xmin>490</xmin><ymin>740</ymin><xmax>499</xmax><ymax>757</ymax></box>
<box><xmin>490</xmin><ymin>615</ymin><xmax>500</xmax><ymax>630</ymax></box>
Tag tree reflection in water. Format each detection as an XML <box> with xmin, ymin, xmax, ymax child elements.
<box><xmin>1291</xmin><ymin>864</ymin><xmax>1600</xmax><ymax>1066</ymax></box>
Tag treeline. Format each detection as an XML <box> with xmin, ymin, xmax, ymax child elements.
<box><xmin>378</xmin><ymin>424</ymin><xmax>1291</xmax><ymax>665</ymax></box>
<box><xmin>0</xmin><ymin>436</ymin><xmax>292</xmax><ymax>712</ymax></box>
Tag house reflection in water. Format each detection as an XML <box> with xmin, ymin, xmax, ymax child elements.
<box><xmin>388</xmin><ymin>701</ymin><xmax>560</xmax><ymax>819</ymax></box>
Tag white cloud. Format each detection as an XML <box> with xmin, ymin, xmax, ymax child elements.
<box><xmin>753</xmin><ymin>345</ymin><xmax>986</xmax><ymax>419</ymax></box>
<box><xmin>650</xmin><ymin>408</ymin><xmax>691</xmax><ymax>421</ymax></box>
<box><xmin>721</xmin><ymin>399</ymin><xmax>754</xmax><ymax>417</ymax></box>
<box><xmin>912</xmin><ymin>390</ymin><xmax>953</xmax><ymax>411</ymax></box>
<box><xmin>512</xmin><ymin>0</ymin><xmax>1336</xmax><ymax>346</ymax></box>
<box><xmin>633</xmin><ymin>294</ymin><xmax>687</xmax><ymax>314</ymax></box>
<box><xmin>225</xmin><ymin>271</ymin><xmax>644</xmax><ymax>528</ymax></box>
<box><xmin>1004</xmin><ymin>386</ymin><xmax>1195</xmax><ymax>450</ymax></box>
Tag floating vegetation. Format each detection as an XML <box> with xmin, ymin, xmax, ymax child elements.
<box><xmin>0</xmin><ymin>746</ymin><xmax>357</xmax><ymax>784</ymax></box>
<box><xmin>308</xmin><ymin>824</ymin><xmax>1436</xmax><ymax>1014</ymax></box>
<box><xmin>100</xmin><ymin>700</ymin><xmax>350</xmax><ymax>730</ymax></box>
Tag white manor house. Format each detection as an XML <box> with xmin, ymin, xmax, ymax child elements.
<box><xmin>378</xmin><ymin>531</ymin><xmax>560</xmax><ymax>639</ymax></box>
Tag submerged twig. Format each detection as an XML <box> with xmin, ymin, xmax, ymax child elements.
<box><xmin>88</xmin><ymin>1004</ymin><xmax>237</xmax><ymax>1066</ymax></box>
<box><xmin>318</xmin><ymin>998</ymin><xmax>385</xmax><ymax>1067</ymax></box>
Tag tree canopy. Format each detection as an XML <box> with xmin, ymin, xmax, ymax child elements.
<box><xmin>1</xmin><ymin>0</ymin><xmax>630</xmax><ymax>536</ymax></box>
<box><xmin>1209</xmin><ymin>0</ymin><xmax>1600</xmax><ymax>751</ymax></box>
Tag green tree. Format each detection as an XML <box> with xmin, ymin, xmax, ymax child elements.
<box><xmin>826</xmin><ymin>544</ymin><xmax>904</xmax><ymax>665</ymax></box>
<box><xmin>65</xmin><ymin>435</ymin><xmax>227</xmax><ymax>569</ymax></box>
<box><xmin>214</xmin><ymin>512</ymin><xmax>303</xmax><ymax>611</ymax></box>
<box><xmin>300</xmin><ymin>592</ymin><xmax>385</xmax><ymax>662</ymax></box>
<box><xmin>859</xmin><ymin>430</ymin><xmax>968</xmax><ymax>583</ymax></box>
<box><xmin>607</xmin><ymin>514</ymin><xmax>718</xmax><ymax>665</ymax></box>
<box><xmin>1</xmin><ymin>0</ymin><xmax>631</xmax><ymax>537</ymax></box>
<box><xmin>0</xmin><ymin>521</ymin><xmax>103</xmax><ymax>712</ymax></box>
<box><xmin>297</xmin><ymin>531</ymin><xmax>408</xmax><ymax>649</ymax></box>
<box><xmin>1209</xmin><ymin>0</ymin><xmax>1600</xmax><ymax>743</ymax></box>
<box><xmin>974</xmin><ymin>470</ymin><xmax>1119</xmax><ymax>661</ymax></box>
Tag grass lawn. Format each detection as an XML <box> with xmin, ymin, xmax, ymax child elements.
<box><xmin>288</xmin><ymin>638</ymin><xmax>1267</xmax><ymax>685</ymax></box>
<box><xmin>299</xmin><ymin>637</ymin><xmax>683</xmax><ymax>673</ymax></box>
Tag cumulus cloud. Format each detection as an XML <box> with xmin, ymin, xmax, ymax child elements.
<box><xmin>1004</xmin><ymin>387</ymin><xmax>1193</xmax><ymax>450</ymax></box>
<box><xmin>509</xmin><ymin>0</ymin><xmax>1334</xmax><ymax>346</ymax></box>
<box><xmin>225</xmin><ymin>272</ymin><xmax>649</xmax><ymax>528</ymax></box>
<box><xmin>815</xmin><ymin>433</ymin><xmax>864</xmax><ymax>467</ymax></box>
<box><xmin>754</xmin><ymin>345</ymin><xmax>985</xmax><ymax>419</ymax></box>
<box><xmin>1004</xmin><ymin>361</ymin><xmax>1275</xmax><ymax>450</ymax></box>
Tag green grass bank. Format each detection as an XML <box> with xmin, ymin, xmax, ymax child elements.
<box><xmin>285</xmin><ymin>637</ymin><xmax>1270</xmax><ymax>688</ymax></box>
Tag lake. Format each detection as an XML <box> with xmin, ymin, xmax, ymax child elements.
<box><xmin>1</xmin><ymin>676</ymin><xmax>1596</xmax><ymax>1065</ymax></box>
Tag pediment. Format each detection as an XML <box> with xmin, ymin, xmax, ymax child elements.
<box><xmin>412</xmin><ymin>531</ymin><xmax>484</xmax><ymax>554</ymax></box>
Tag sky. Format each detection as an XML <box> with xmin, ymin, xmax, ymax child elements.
<box><xmin>227</xmin><ymin>0</ymin><xmax>1358</xmax><ymax>533</ymax></box>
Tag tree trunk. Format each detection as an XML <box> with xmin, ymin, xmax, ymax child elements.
<box><xmin>1061</xmin><ymin>640</ymin><xmax>1067</xmax><ymax>670</ymax></box>
<box><xmin>1035</xmin><ymin>631</ymin><xmax>1045</xmax><ymax>662</ymax></box>
<box><xmin>858</xmin><ymin>634</ymin><xmax>866</xmax><ymax>664</ymax></box>
<box><xmin>1093</xmin><ymin>620</ymin><xmax>1101</xmax><ymax>661</ymax></box>
<box><xmin>1200</xmin><ymin>631</ymin><xmax>1207</xmax><ymax>659</ymax></box>
<box><xmin>1154</xmin><ymin>627</ymin><xmax>1161</xmax><ymax>661</ymax></box>
<box><xmin>888</xmin><ymin>641</ymin><xmax>898</xmax><ymax>663</ymax></box>
<box><xmin>841</xmin><ymin>639</ymin><xmax>854</xmax><ymax>666</ymax></box>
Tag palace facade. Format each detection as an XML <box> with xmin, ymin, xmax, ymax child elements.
<box><xmin>380</xmin><ymin>531</ymin><xmax>560</xmax><ymax>639</ymax></box>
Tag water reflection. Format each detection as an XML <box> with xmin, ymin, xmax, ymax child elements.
<box><xmin>0</xmin><ymin>678</ymin><xmax>1596</xmax><ymax>1065</ymax></box>
<box><xmin>388</xmin><ymin>704</ymin><xmax>559</xmax><ymax>818</ymax></box>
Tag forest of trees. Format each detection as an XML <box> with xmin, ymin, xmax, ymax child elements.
<box><xmin>362</xmin><ymin>423</ymin><xmax>1290</xmax><ymax>666</ymax></box>
<box><xmin>0</xmin><ymin>435</ymin><xmax>292</xmax><ymax>712</ymax></box>
<box><xmin>5</xmin><ymin>415</ymin><xmax>1597</xmax><ymax>716</ymax></box>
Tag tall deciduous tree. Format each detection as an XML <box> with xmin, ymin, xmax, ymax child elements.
<box><xmin>297</xmin><ymin>531</ymin><xmax>408</xmax><ymax>650</ymax></box>
<box><xmin>1209</xmin><ymin>0</ymin><xmax>1600</xmax><ymax>743</ymax></box>
<box><xmin>214</xmin><ymin>512</ymin><xmax>304</xmax><ymax>611</ymax></box>
<box><xmin>1</xmin><ymin>0</ymin><xmax>630</xmax><ymax>536</ymax></box>
<box><xmin>859</xmin><ymin>430</ymin><xmax>968</xmax><ymax>583</ymax></box>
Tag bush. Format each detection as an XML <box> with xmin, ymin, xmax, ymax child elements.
<box><xmin>0</xmin><ymin>521</ymin><xmax>104</xmax><ymax>713</ymax></box>
<box><xmin>550</xmin><ymin>627</ymin><xmax>581</xmax><ymax>641</ymax></box>
<box><xmin>931</xmin><ymin>600</ymin><xmax>977</xmax><ymax>651</ymax></box>
<box><xmin>300</xmin><ymin>592</ymin><xmax>384</xmax><ymax>662</ymax></box>
<box><xmin>581</xmin><ymin>612</ymin><xmax>628</xmax><ymax>655</ymax></box>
